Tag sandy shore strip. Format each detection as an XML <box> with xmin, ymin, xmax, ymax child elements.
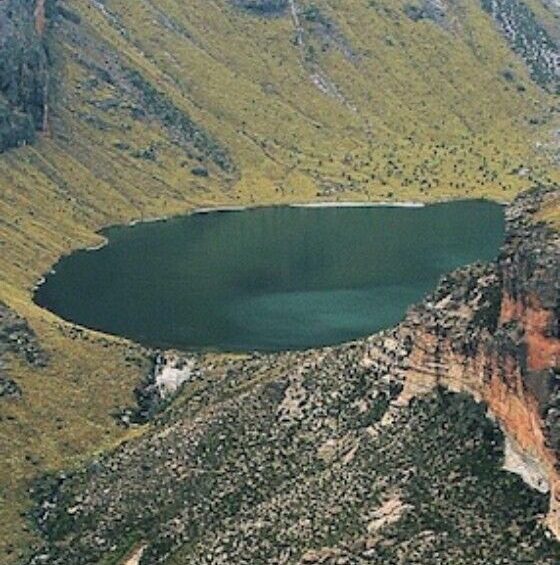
<box><xmin>290</xmin><ymin>201</ymin><xmax>425</xmax><ymax>208</ymax></box>
<box><xmin>128</xmin><ymin>215</ymin><xmax>171</xmax><ymax>226</ymax></box>
<box><xmin>126</xmin><ymin>206</ymin><xmax>248</xmax><ymax>227</ymax></box>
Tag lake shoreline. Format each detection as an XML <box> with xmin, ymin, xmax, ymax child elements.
<box><xmin>33</xmin><ymin>200</ymin><xmax>505</xmax><ymax>353</ymax></box>
<box><xmin>290</xmin><ymin>201</ymin><xmax>425</xmax><ymax>208</ymax></box>
<box><xmin>27</xmin><ymin>199</ymin><xmax>437</xmax><ymax>291</ymax></box>
<box><xmin>30</xmin><ymin>196</ymin><xmax>506</xmax><ymax>299</ymax></box>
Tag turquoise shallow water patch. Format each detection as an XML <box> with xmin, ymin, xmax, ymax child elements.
<box><xmin>35</xmin><ymin>201</ymin><xmax>504</xmax><ymax>351</ymax></box>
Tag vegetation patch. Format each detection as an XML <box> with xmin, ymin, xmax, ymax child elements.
<box><xmin>26</xmin><ymin>370</ymin><xmax>560</xmax><ymax>563</ymax></box>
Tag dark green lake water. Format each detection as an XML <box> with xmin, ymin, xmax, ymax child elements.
<box><xmin>35</xmin><ymin>201</ymin><xmax>504</xmax><ymax>352</ymax></box>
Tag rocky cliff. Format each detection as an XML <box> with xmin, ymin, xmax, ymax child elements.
<box><xmin>0</xmin><ymin>0</ymin><xmax>52</xmax><ymax>152</ymax></box>
<box><xmin>390</xmin><ymin>185</ymin><xmax>560</xmax><ymax>536</ymax></box>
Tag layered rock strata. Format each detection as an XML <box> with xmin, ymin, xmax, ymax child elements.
<box><xmin>385</xmin><ymin>185</ymin><xmax>560</xmax><ymax>536</ymax></box>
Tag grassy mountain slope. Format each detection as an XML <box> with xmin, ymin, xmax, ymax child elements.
<box><xmin>0</xmin><ymin>0</ymin><xmax>559</xmax><ymax>562</ymax></box>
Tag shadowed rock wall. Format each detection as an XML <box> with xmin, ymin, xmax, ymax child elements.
<box><xmin>0</xmin><ymin>0</ymin><xmax>52</xmax><ymax>152</ymax></box>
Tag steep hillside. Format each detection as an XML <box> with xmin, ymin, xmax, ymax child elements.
<box><xmin>0</xmin><ymin>1</ymin><xmax>559</xmax><ymax>563</ymax></box>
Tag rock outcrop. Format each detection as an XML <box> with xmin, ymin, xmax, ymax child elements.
<box><xmin>0</xmin><ymin>301</ymin><xmax>47</xmax><ymax>367</ymax></box>
<box><xmin>0</xmin><ymin>0</ymin><xmax>53</xmax><ymax>152</ymax></box>
<box><xmin>481</xmin><ymin>0</ymin><xmax>560</xmax><ymax>92</ymax></box>
<box><xmin>117</xmin><ymin>352</ymin><xmax>200</xmax><ymax>425</ymax></box>
<box><xmin>404</xmin><ymin>1</ymin><xmax>449</xmax><ymax>27</ymax></box>
<box><xmin>232</xmin><ymin>0</ymin><xmax>289</xmax><ymax>17</ymax></box>
<box><xmin>392</xmin><ymin>185</ymin><xmax>560</xmax><ymax>536</ymax></box>
<box><xmin>0</xmin><ymin>301</ymin><xmax>48</xmax><ymax>399</ymax></box>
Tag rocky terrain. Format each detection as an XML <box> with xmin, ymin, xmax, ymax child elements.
<box><xmin>0</xmin><ymin>302</ymin><xmax>47</xmax><ymax>399</ymax></box>
<box><xmin>404</xmin><ymin>1</ymin><xmax>449</xmax><ymax>27</ymax></box>
<box><xmin>481</xmin><ymin>0</ymin><xmax>560</xmax><ymax>91</ymax></box>
<box><xmin>0</xmin><ymin>0</ymin><xmax>52</xmax><ymax>152</ymax></box>
<box><xmin>20</xmin><ymin>186</ymin><xmax>559</xmax><ymax>564</ymax></box>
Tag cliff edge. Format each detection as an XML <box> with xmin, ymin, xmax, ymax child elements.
<box><xmin>393</xmin><ymin>185</ymin><xmax>560</xmax><ymax>536</ymax></box>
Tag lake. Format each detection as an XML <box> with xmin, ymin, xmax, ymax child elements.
<box><xmin>34</xmin><ymin>201</ymin><xmax>505</xmax><ymax>352</ymax></box>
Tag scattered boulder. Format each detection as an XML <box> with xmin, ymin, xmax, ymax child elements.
<box><xmin>0</xmin><ymin>301</ymin><xmax>48</xmax><ymax>368</ymax></box>
<box><xmin>0</xmin><ymin>301</ymin><xmax>48</xmax><ymax>400</ymax></box>
<box><xmin>0</xmin><ymin>372</ymin><xmax>22</xmax><ymax>399</ymax></box>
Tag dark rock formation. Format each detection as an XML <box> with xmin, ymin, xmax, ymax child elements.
<box><xmin>0</xmin><ymin>302</ymin><xmax>47</xmax><ymax>368</ymax></box>
<box><xmin>404</xmin><ymin>0</ymin><xmax>448</xmax><ymax>26</ymax></box>
<box><xmin>0</xmin><ymin>301</ymin><xmax>48</xmax><ymax>399</ymax></box>
<box><xmin>0</xmin><ymin>0</ymin><xmax>54</xmax><ymax>152</ymax></box>
<box><xmin>299</xmin><ymin>4</ymin><xmax>357</xmax><ymax>62</ymax></box>
<box><xmin>232</xmin><ymin>0</ymin><xmax>289</xmax><ymax>17</ymax></box>
<box><xmin>0</xmin><ymin>373</ymin><xmax>22</xmax><ymax>399</ymax></box>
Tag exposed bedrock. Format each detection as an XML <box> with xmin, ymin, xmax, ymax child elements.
<box><xmin>386</xmin><ymin>185</ymin><xmax>560</xmax><ymax>537</ymax></box>
<box><xmin>0</xmin><ymin>0</ymin><xmax>54</xmax><ymax>152</ymax></box>
<box><xmin>0</xmin><ymin>300</ymin><xmax>48</xmax><ymax>400</ymax></box>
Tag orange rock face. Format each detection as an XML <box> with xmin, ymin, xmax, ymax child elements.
<box><xmin>497</xmin><ymin>294</ymin><xmax>560</xmax><ymax>536</ymax></box>
<box><xmin>501</xmin><ymin>294</ymin><xmax>560</xmax><ymax>372</ymax></box>
<box><xmin>402</xmin><ymin>309</ymin><xmax>560</xmax><ymax>536</ymax></box>
<box><xmin>398</xmin><ymin>186</ymin><xmax>560</xmax><ymax>538</ymax></box>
